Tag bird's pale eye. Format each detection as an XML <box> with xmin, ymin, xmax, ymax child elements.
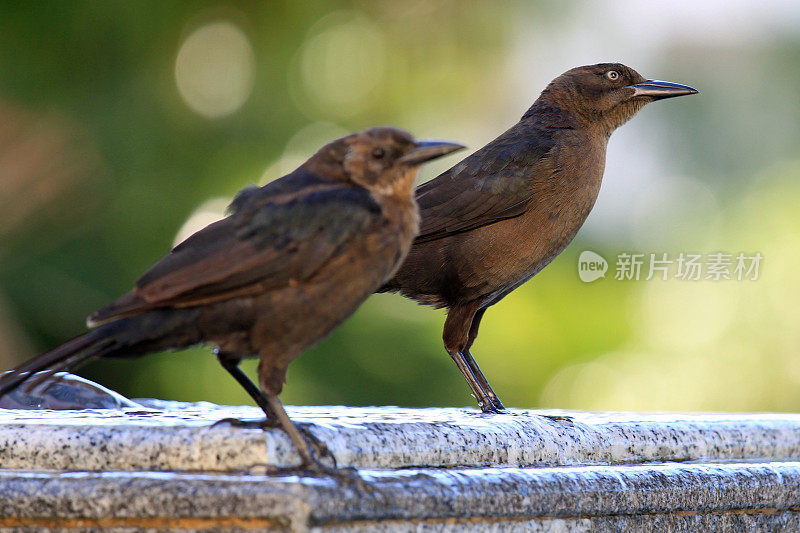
<box><xmin>371</xmin><ymin>147</ymin><xmax>385</xmax><ymax>159</ymax></box>
<box><xmin>606</xmin><ymin>70</ymin><xmax>620</xmax><ymax>81</ymax></box>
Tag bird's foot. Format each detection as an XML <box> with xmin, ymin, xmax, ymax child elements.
<box><xmin>214</xmin><ymin>418</ymin><xmax>342</xmax><ymax>474</ymax></box>
<box><xmin>484</xmin><ymin>394</ymin><xmax>506</xmax><ymax>412</ymax></box>
<box><xmin>295</xmin><ymin>423</ymin><xmax>339</xmax><ymax>468</ymax></box>
<box><xmin>479</xmin><ymin>403</ymin><xmax>506</xmax><ymax>414</ymax></box>
<box><xmin>541</xmin><ymin>414</ymin><xmax>574</xmax><ymax>425</ymax></box>
<box><xmin>211</xmin><ymin>417</ymin><xmax>279</xmax><ymax>429</ymax></box>
<box><xmin>300</xmin><ymin>461</ymin><xmax>382</xmax><ymax>497</ymax></box>
<box><xmin>488</xmin><ymin>393</ymin><xmax>506</xmax><ymax>411</ymax></box>
<box><xmin>476</xmin><ymin>394</ymin><xmax>507</xmax><ymax>413</ymax></box>
<box><xmin>258</xmin><ymin>461</ymin><xmax>380</xmax><ymax>495</ymax></box>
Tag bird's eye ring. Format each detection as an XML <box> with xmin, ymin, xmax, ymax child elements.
<box><xmin>371</xmin><ymin>147</ymin><xmax>385</xmax><ymax>159</ymax></box>
<box><xmin>606</xmin><ymin>70</ymin><xmax>620</xmax><ymax>81</ymax></box>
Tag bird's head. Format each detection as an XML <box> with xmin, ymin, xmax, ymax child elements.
<box><xmin>308</xmin><ymin>127</ymin><xmax>464</xmax><ymax>197</ymax></box>
<box><xmin>537</xmin><ymin>63</ymin><xmax>698</xmax><ymax>135</ymax></box>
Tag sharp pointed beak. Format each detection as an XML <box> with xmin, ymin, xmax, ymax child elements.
<box><xmin>399</xmin><ymin>140</ymin><xmax>466</xmax><ymax>166</ymax></box>
<box><xmin>628</xmin><ymin>79</ymin><xmax>699</xmax><ymax>100</ymax></box>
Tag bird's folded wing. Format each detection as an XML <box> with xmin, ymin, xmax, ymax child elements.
<box><xmin>89</xmin><ymin>184</ymin><xmax>382</xmax><ymax>324</ymax></box>
<box><xmin>414</xmin><ymin>133</ymin><xmax>554</xmax><ymax>243</ymax></box>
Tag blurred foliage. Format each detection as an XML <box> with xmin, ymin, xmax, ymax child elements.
<box><xmin>1</xmin><ymin>1</ymin><xmax>800</xmax><ymax>411</ymax></box>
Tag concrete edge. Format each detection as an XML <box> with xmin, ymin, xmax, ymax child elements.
<box><xmin>0</xmin><ymin>462</ymin><xmax>799</xmax><ymax>528</ymax></box>
<box><xmin>2</xmin><ymin>405</ymin><xmax>800</xmax><ymax>470</ymax></box>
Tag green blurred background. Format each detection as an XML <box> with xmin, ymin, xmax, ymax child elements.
<box><xmin>2</xmin><ymin>1</ymin><xmax>799</xmax><ymax>412</ymax></box>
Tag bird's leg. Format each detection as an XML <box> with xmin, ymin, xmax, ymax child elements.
<box><xmin>444</xmin><ymin>304</ymin><xmax>502</xmax><ymax>413</ymax></box>
<box><xmin>264</xmin><ymin>394</ymin><xmax>381</xmax><ymax>495</ymax></box>
<box><xmin>216</xmin><ymin>354</ymin><xmax>338</xmax><ymax>469</ymax></box>
<box><xmin>445</xmin><ymin>347</ymin><xmax>495</xmax><ymax>411</ymax></box>
<box><xmin>264</xmin><ymin>394</ymin><xmax>334</xmax><ymax>470</ymax></box>
<box><xmin>461</xmin><ymin>349</ymin><xmax>504</xmax><ymax>411</ymax></box>
<box><xmin>214</xmin><ymin>354</ymin><xmax>279</xmax><ymax>429</ymax></box>
<box><xmin>462</xmin><ymin>309</ymin><xmax>505</xmax><ymax>411</ymax></box>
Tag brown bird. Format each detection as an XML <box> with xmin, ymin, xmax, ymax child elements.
<box><xmin>380</xmin><ymin>63</ymin><xmax>698</xmax><ymax>412</ymax></box>
<box><xmin>0</xmin><ymin>126</ymin><xmax>464</xmax><ymax>469</ymax></box>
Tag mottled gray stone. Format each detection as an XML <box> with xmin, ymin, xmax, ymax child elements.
<box><xmin>2</xmin><ymin>403</ymin><xmax>800</xmax><ymax>471</ymax></box>
<box><xmin>2</xmin><ymin>403</ymin><xmax>800</xmax><ymax>531</ymax></box>
<box><xmin>0</xmin><ymin>462</ymin><xmax>799</xmax><ymax>531</ymax></box>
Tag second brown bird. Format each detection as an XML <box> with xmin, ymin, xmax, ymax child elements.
<box><xmin>380</xmin><ymin>63</ymin><xmax>698</xmax><ymax>412</ymax></box>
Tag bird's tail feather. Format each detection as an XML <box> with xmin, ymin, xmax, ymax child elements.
<box><xmin>0</xmin><ymin>310</ymin><xmax>201</xmax><ymax>399</ymax></box>
<box><xmin>0</xmin><ymin>327</ymin><xmax>119</xmax><ymax>398</ymax></box>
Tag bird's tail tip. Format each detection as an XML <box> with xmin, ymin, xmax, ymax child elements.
<box><xmin>0</xmin><ymin>329</ymin><xmax>115</xmax><ymax>399</ymax></box>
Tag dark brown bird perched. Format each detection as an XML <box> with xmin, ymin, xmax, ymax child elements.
<box><xmin>380</xmin><ymin>63</ymin><xmax>698</xmax><ymax>412</ymax></box>
<box><xmin>0</xmin><ymin>126</ymin><xmax>464</xmax><ymax>470</ymax></box>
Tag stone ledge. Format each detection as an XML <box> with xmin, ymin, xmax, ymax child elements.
<box><xmin>3</xmin><ymin>403</ymin><xmax>800</xmax><ymax>531</ymax></box>
<box><xmin>1</xmin><ymin>403</ymin><xmax>800</xmax><ymax>470</ymax></box>
<box><xmin>0</xmin><ymin>463</ymin><xmax>799</xmax><ymax>531</ymax></box>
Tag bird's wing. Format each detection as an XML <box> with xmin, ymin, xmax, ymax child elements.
<box><xmin>414</xmin><ymin>130</ymin><xmax>555</xmax><ymax>243</ymax></box>
<box><xmin>90</xmin><ymin>178</ymin><xmax>382</xmax><ymax>323</ymax></box>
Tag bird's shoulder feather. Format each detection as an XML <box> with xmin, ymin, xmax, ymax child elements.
<box><xmin>88</xmin><ymin>171</ymin><xmax>383</xmax><ymax>324</ymax></box>
<box><xmin>414</xmin><ymin>124</ymin><xmax>556</xmax><ymax>243</ymax></box>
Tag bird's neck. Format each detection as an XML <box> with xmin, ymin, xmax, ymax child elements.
<box><xmin>526</xmin><ymin>91</ymin><xmax>617</xmax><ymax>139</ymax></box>
<box><xmin>300</xmin><ymin>157</ymin><xmax>347</xmax><ymax>183</ymax></box>
<box><xmin>374</xmin><ymin>176</ymin><xmax>420</xmax><ymax>241</ymax></box>
<box><xmin>521</xmin><ymin>100</ymin><xmax>580</xmax><ymax>130</ymax></box>
<box><xmin>373</xmin><ymin>167</ymin><xmax>419</xmax><ymax>200</ymax></box>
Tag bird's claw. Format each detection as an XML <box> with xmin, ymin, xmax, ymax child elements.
<box><xmin>479</xmin><ymin>403</ymin><xmax>506</xmax><ymax>414</ymax></box>
<box><xmin>295</xmin><ymin>424</ymin><xmax>338</xmax><ymax>468</ymax></box>
<box><xmin>211</xmin><ymin>417</ymin><xmax>279</xmax><ymax>429</ymax></box>
<box><xmin>542</xmin><ymin>414</ymin><xmax>574</xmax><ymax>425</ymax></box>
<box><xmin>476</xmin><ymin>394</ymin><xmax>507</xmax><ymax>413</ymax></box>
<box><xmin>300</xmin><ymin>462</ymin><xmax>383</xmax><ymax>497</ymax></box>
<box><xmin>216</xmin><ymin>417</ymin><xmax>341</xmax><ymax>473</ymax></box>
<box><xmin>489</xmin><ymin>396</ymin><xmax>506</xmax><ymax>411</ymax></box>
<box><xmin>488</xmin><ymin>396</ymin><xmax>507</xmax><ymax>413</ymax></box>
<box><xmin>260</xmin><ymin>461</ymin><xmax>381</xmax><ymax>497</ymax></box>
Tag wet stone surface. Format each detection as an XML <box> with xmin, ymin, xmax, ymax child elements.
<box><xmin>1</xmin><ymin>401</ymin><xmax>800</xmax><ymax>530</ymax></box>
<box><xmin>2</xmin><ymin>402</ymin><xmax>800</xmax><ymax>471</ymax></box>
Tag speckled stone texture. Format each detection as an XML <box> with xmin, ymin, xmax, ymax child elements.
<box><xmin>2</xmin><ymin>402</ymin><xmax>800</xmax><ymax>531</ymax></box>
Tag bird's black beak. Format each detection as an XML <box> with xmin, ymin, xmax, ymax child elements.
<box><xmin>399</xmin><ymin>140</ymin><xmax>466</xmax><ymax>166</ymax></box>
<box><xmin>628</xmin><ymin>80</ymin><xmax>699</xmax><ymax>100</ymax></box>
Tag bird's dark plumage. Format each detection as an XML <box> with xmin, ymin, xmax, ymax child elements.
<box><xmin>0</xmin><ymin>126</ymin><xmax>464</xmax><ymax>470</ymax></box>
<box><xmin>413</xmin><ymin>128</ymin><xmax>555</xmax><ymax>247</ymax></box>
<box><xmin>380</xmin><ymin>63</ymin><xmax>698</xmax><ymax>411</ymax></box>
<box><xmin>90</xmin><ymin>181</ymin><xmax>384</xmax><ymax>321</ymax></box>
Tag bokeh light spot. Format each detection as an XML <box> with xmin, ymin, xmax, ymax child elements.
<box><xmin>175</xmin><ymin>21</ymin><xmax>255</xmax><ymax>118</ymax></box>
<box><xmin>173</xmin><ymin>198</ymin><xmax>229</xmax><ymax>246</ymax></box>
<box><xmin>295</xmin><ymin>12</ymin><xmax>387</xmax><ymax>117</ymax></box>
